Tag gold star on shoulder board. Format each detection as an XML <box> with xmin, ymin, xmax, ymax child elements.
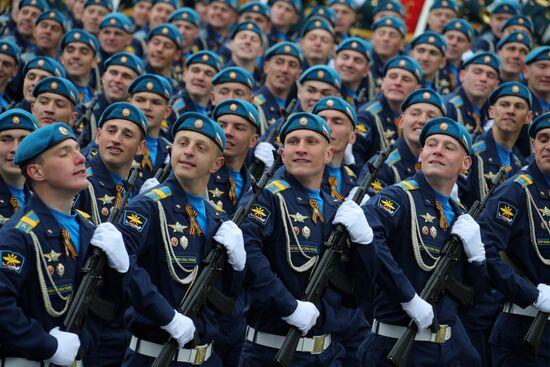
<box><xmin>484</xmin><ymin>171</ymin><xmax>497</xmax><ymax>181</ymax></box>
<box><xmin>384</xmin><ymin>129</ymin><xmax>395</xmax><ymax>139</ymax></box>
<box><xmin>98</xmin><ymin>194</ymin><xmax>115</xmax><ymax>204</ymax></box>
<box><xmin>168</xmin><ymin>222</ymin><xmax>188</xmax><ymax>233</ymax></box>
<box><xmin>420</xmin><ymin>213</ymin><xmax>436</xmax><ymax>223</ymax></box>
<box><xmin>539</xmin><ymin>207</ymin><xmax>550</xmax><ymax>217</ymax></box>
<box><xmin>208</xmin><ymin>188</ymin><xmax>224</xmax><ymax>198</ymax></box>
<box><xmin>289</xmin><ymin>212</ymin><xmax>308</xmax><ymax>223</ymax></box>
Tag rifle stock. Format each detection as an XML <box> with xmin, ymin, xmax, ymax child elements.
<box><xmin>75</xmin><ymin>96</ymin><xmax>99</xmax><ymax>146</ymax></box>
<box><xmin>524</xmin><ymin>310</ymin><xmax>549</xmax><ymax>354</ymax></box>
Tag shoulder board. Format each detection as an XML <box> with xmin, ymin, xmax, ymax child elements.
<box><xmin>254</xmin><ymin>94</ymin><xmax>266</xmax><ymax>105</ymax></box>
<box><xmin>124</xmin><ymin>45</ymin><xmax>136</xmax><ymax>54</ymax></box>
<box><xmin>471</xmin><ymin>140</ymin><xmax>486</xmax><ymax>155</ymax></box>
<box><xmin>75</xmin><ymin>209</ymin><xmax>91</xmax><ymax>219</ymax></box>
<box><xmin>265</xmin><ymin>180</ymin><xmax>290</xmax><ymax>194</ymax></box>
<box><xmin>210</xmin><ymin>201</ymin><xmax>225</xmax><ymax>213</ymax></box>
<box><xmin>172</xmin><ymin>98</ymin><xmax>186</xmax><ymax>112</ymax></box>
<box><xmin>15</xmin><ymin>210</ymin><xmax>40</xmax><ymax>234</ymax></box>
<box><xmin>396</xmin><ymin>180</ymin><xmax>419</xmax><ymax>191</ymax></box>
<box><xmin>449</xmin><ymin>95</ymin><xmax>463</xmax><ymax>107</ymax></box>
<box><xmin>159</xmin><ymin>136</ymin><xmax>172</xmax><ymax>146</ymax></box>
<box><xmin>365</xmin><ymin>101</ymin><xmax>382</xmax><ymax>114</ymax></box>
<box><xmin>343</xmin><ymin>166</ymin><xmax>356</xmax><ymax>177</ymax></box>
<box><xmin>144</xmin><ymin>186</ymin><xmax>172</xmax><ymax>201</ymax></box>
<box><xmin>86</xmin><ymin>167</ymin><xmax>93</xmax><ymax>177</ymax></box>
<box><xmin>513</xmin><ymin>174</ymin><xmax>533</xmax><ymax>188</ymax></box>
<box><xmin>385</xmin><ymin>148</ymin><xmax>401</xmax><ymax>167</ymax></box>
<box><xmin>161</xmin><ymin>119</ymin><xmax>169</xmax><ymax>129</ymax></box>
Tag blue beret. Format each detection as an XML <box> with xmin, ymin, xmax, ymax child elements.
<box><xmin>487</xmin><ymin>0</ymin><xmax>521</xmax><ymax>15</ymax></box>
<box><xmin>462</xmin><ymin>51</ymin><xmax>501</xmax><ymax>72</ymax></box>
<box><xmin>336</xmin><ymin>37</ymin><xmax>373</xmax><ymax>62</ymax></box>
<box><xmin>501</xmin><ymin>15</ymin><xmax>534</xmax><ymax>35</ymax></box>
<box><xmin>384</xmin><ymin>55</ymin><xmax>423</xmax><ymax>82</ymax></box>
<box><xmin>24</xmin><ymin>56</ymin><xmax>66</xmax><ymax>78</ymax></box>
<box><xmin>32</xmin><ymin>76</ymin><xmax>79</xmax><ymax>105</ymax></box>
<box><xmin>209</xmin><ymin>0</ymin><xmax>239</xmax><ymax>12</ymax></box>
<box><xmin>128</xmin><ymin>73</ymin><xmax>172</xmax><ymax>100</ymax></box>
<box><xmin>442</xmin><ymin>18</ymin><xmax>474</xmax><ymax>41</ymax></box>
<box><xmin>497</xmin><ymin>31</ymin><xmax>532</xmax><ymax>51</ymax></box>
<box><xmin>152</xmin><ymin>0</ymin><xmax>179</xmax><ymax>7</ymax></box>
<box><xmin>61</xmin><ymin>30</ymin><xmax>99</xmax><ymax>54</ymax></box>
<box><xmin>374</xmin><ymin>0</ymin><xmax>405</xmax><ymax>16</ymax></box>
<box><xmin>212</xmin><ymin>99</ymin><xmax>261</xmax><ymax>131</ymax></box>
<box><xmin>328</xmin><ymin>0</ymin><xmax>357</xmax><ymax>11</ymax></box>
<box><xmin>312</xmin><ymin>97</ymin><xmax>356</xmax><ymax>127</ymax></box>
<box><xmin>169</xmin><ymin>7</ymin><xmax>201</xmax><ymax>28</ymax></box>
<box><xmin>0</xmin><ymin>41</ymin><xmax>21</xmax><ymax>64</ymax></box>
<box><xmin>14</xmin><ymin>123</ymin><xmax>75</xmax><ymax>165</ymax></box>
<box><xmin>185</xmin><ymin>50</ymin><xmax>222</xmax><ymax>71</ymax></box>
<box><xmin>36</xmin><ymin>10</ymin><xmax>66</xmax><ymax>31</ymax></box>
<box><xmin>20</xmin><ymin>0</ymin><xmax>48</xmax><ymax>11</ymax></box>
<box><xmin>239</xmin><ymin>2</ymin><xmax>270</xmax><ymax>18</ymax></box>
<box><xmin>279</xmin><ymin>112</ymin><xmax>331</xmax><ymax>143</ymax></box>
<box><xmin>410</xmin><ymin>31</ymin><xmax>447</xmax><ymax>55</ymax></box>
<box><xmin>372</xmin><ymin>16</ymin><xmax>407</xmax><ymax>37</ymax></box>
<box><xmin>489</xmin><ymin>81</ymin><xmax>532</xmax><ymax>107</ymax></box>
<box><xmin>0</xmin><ymin>109</ymin><xmax>38</xmax><ymax>132</ymax></box>
<box><xmin>268</xmin><ymin>0</ymin><xmax>302</xmax><ymax>13</ymax></box>
<box><xmin>171</xmin><ymin>112</ymin><xmax>226</xmax><ymax>151</ymax></box>
<box><xmin>104</xmin><ymin>52</ymin><xmax>144</xmax><ymax>75</ymax></box>
<box><xmin>419</xmin><ymin>117</ymin><xmax>472</xmax><ymax>153</ymax></box>
<box><xmin>212</xmin><ymin>66</ymin><xmax>254</xmax><ymax>89</ymax></box>
<box><xmin>299</xmin><ymin>65</ymin><xmax>342</xmax><ymax>90</ymax></box>
<box><xmin>401</xmin><ymin>89</ymin><xmax>446</xmax><ymax>115</ymax></box>
<box><xmin>230</xmin><ymin>21</ymin><xmax>266</xmax><ymax>45</ymax></box>
<box><xmin>98</xmin><ymin>102</ymin><xmax>148</xmax><ymax>134</ymax></box>
<box><xmin>84</xmin><ymin>0</ymin><xmax>113</xmax><ymax>11</ymax></box>
<box><xmin>308</xmin><ymin>7</ymin><xmax>337</xmax><ymax>27</ymax></box>
<box><xmin>528</xmin><ymin>112</ymin><xmax>550</xmax><ymax>139</ymax></box>
<box><xmin>430</xmin><ymin>0</ymin><xmax>459</xmax><ymax>13</ymax></box>
<box><xmin>525</xmin><ymin>46</ymin><xmax>550</xmax><ymax>65</ymax></box>
<box><xmin>265</xmin><ymin>41</ymin><xmax>303</xmax><ymax>63</ymax></box>
<box><xmin>300</xmin><ymin>17</ymin><xmax>335</xmax><ymax>38</ymax></box>
<box><xmin>148</xmin><ymin>23</ymin><xmax>183</xmax><ymax>49</ymax></box>
<box><xmin>99</xmin><ymin>13</ymin><xmax>134</xmax><ymax>33</ymax></box>
<box><xmin>133</xmin><ymin>0</ymin><xmax>151</xmax><ymax>3</ymax></box>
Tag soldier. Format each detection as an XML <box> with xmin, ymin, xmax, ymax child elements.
<box><xmin>238</xmin><ymin>1</ymin><xmax>272</xmax><ymax>35</ymax></box>
<box><xmin>168</xmin><ymin>8</ymin><xmax>204</xmax><ymax>58</ymax></box>
<box><xmin>496</xmin><ymin>31</ymin><xmax>532</xmax><ymax>83</ymax></box>
<box><xmin>500</xmin><ymin>15</ymin><xmax>535</xmax><ymax>41</ymax></box>
<box><xmin>473</xmin><ymin>0</ymin><xmax>521</xmax><ymax>53</ymax></box>
<box><xmin>201</xmin><ymin>0</ymin><xmax>239</xmax><ymax>55</ymax></box>
<box><xmin>426</xmin><ymin>0</ymin><xmax>459</xmax><ymax>34</ymax></box>
<box><xmin>132</xmin><ymin>0</ymin><xmax>152</xmax><ymax>31</ymax></box>
<box><xmin>31</xmin><ymin>76</ymin><xmax>79</xmax><ymax>127</ymax></box>
<box><xmin>118</xmin><ymin>112</ymin><xmax>246</xmax><ymax>366</ymax></box>
<box><xmin>133</xmin><ymin>0</ymin><xmax>178</xmax><ymax>42</ymax></box>
<box><xmin>17</xmin><ymin>56</ymin><xmax>66</xmax><ymax>112</ymax></box>
<box><xmin>1</xmin><ymin>0</ymin><xmax>47</xmax><ymax>54</ymax></box>
<box><xmin>0</xmin><ymin>40</ymin><xmax>21</xmax><ymax>108</ymax></box>
<box><xmin>0</xmin><ymin>122</ymin><xmax>129</xmax><ymax>365</ymax></box>
<box><xmin>224</xmin><ymin>21</ymin><xmax>266</xmax><ymax>84</ymax></box>
<box><xmin>299</xmin><ymin>17</ymin><xmax>335</xmax><ymax>69</ymax></box>
<box><xmin>97</xmin><ymin>13</ymin><xmax>136</xmax><ymax>60</ymax></box>
<box><xmin>372</xmin><ymin>0</ymin><xmax>405</xmax><ymax>22</ymax></box>
<box><xmin>145</xmin><ymin>23</ymin><xmax>184</xmax><ymax>92</ymax></box>
<box><xmin>268</xmin><ymin>0</ymin><xmax>302</xmax><ymax>44</ymax></box>
<box><xmin>442</xmin><ymin>19</ymin><xmax>475</xmax><ymax>87</ymax></box>
<box><xmin>328</xmin><ymin>0</ymin><xmax>357</xmax><ymax>43</ymax></box>
<box><xmin>82</xmin><ymin>0</ymin><xmax>112</xmax><ymax>36</ymax></box>
<box><xmin>524</xmin><ymin>46</ymin><xmax>550</xmax><ymax>120</ymax></box>
<box><xmin>211</xmin><ymin>66</ymin><xmax>255</xmax><ymax>106</ymax></box>
<box><xmin>479</xmin><ymin>111</ymin><xmax>550</xmax><ymax>366</ymax></box>
<box><xmin>0</xmin><ymin>109</ymin><xmax>37</xmax><ymax>229</ymax></box>
<box><xmin>21</xmin><ymin>10</ymin><xmax>66</xmax><ymax>62</ymax></box>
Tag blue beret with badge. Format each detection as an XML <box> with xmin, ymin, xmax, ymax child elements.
<box><xmin>169</xmin><ymin>7</ymin><xmax>201</xmax><ymax>28</ymax></box>
<box><xmin>308</xmin><ymin>7</ymin><xmax>337</xmax><ymax>26</ymax></box>
<box><xmin>312</xmin><ymin>97</ymin><xmax>356</xmax><ymax>127</ymax></box>
<box><xmin>528</xmin><ymin>112</ymin><xmax>550</xmax><ymax>139</ymax></box>
<box><xmin>462</xmin><ymin>51</ymin><xmax>501</xmax><ymax>72</ymax></box>
<box><xmin>171</xmin><ymin>112</ymin><xmax>226</xmax><ymax>151</ymax></box>
<box><xmin>419</xmin><ymin>117</ymin><xmax>472</xmax><ymax>153</ymax></box>
<box><xmin>0</xmin><ymin>41</ymin><xmax>21</xmax><ymax>64</ymax></box>
<box><xmin>279</xmin><ymin>112</ymin><xmax>332</xmax><ymax>143</ymax></box>
<box><xmin>99</xmin><ymin>13</ymin><xmax>134</xmax><ymax>33</ymax></box>
<box><xmin>185</xmin><ymin>50</ymin><xmax>222</xmax><ymax>71</ymax></box>
<box><xmin>239</xmin><ymin>1</ymin><xmax>270</xmax><ymax>18</ymax></box>
<box><xmin>442</xmin><ymin>18</ymin><xmax>474</xmax><ymax>41</ymax></box>
<box><xmin>209</xmin><ymin>0</ymin><xmax>239</xmax><ymax>12</ymax></box>
<box><xmin>372</xmin><ymin>16</ymin><xmax>407</xmax><ymax>37</ymax></box>
<box><xmin>299</xmin><ymin>65</ymin><xmax>342</xmax><ymax>90</ymax></box>
<box><xmin>487</xmin><ymin>0</ymin><xmax>521</xmax><ymax>15</ymax></box>
<box><xmin>501</xmin><ymin>15</ymin><xmax>534</xmax><ymax>35</ymax></box>
<box><xmin>104</xmin><ymin>51</ymin><xmax>144</xmax><ymax>75</ymax></box>
<box><xmin>488</xmin><ymin>81</ymin><xmax>532</xmax><ymax>107</ymax></box>
<box><xmin>336</xmin><ymin>37</ymin><xmax>373</xmax><ymax>63</ymax></box>
<box><xmin>128</xmin><ymin>73</ymin><xmax>172</xmax><ymax>100</ymax></box>
<box><xmin>497</xmin><ymin>31</ymin><xmax>532</xmax><ymax>51</ymax></box>
<box><xmin>268</xmin><ymin>0</ymin><xmax>302</xmax><ymax>13</ymax></box>
<box><xmin>84</xmin><ymin>0</ymin><xmax>113</xmax><ymax>11</ymax></box>
<box><xmin>20</xmin><ymin>0</ymin><xmax>49</xmax><ymax>11</ymax></box>
<box><xmin>148</xmin><ymin>23</ymin><xmax>183</xmax><ymax>49</ymax></box>
<box><xmin>374</xmin><ymin>0</ymin><xmax>405</xmax><ymax>17</ymax></box>
<box><xmin>230</xmin><ymin>21</ymin><xmax>266</xmax><ymax>45</ymax></box>
<box><xmin>212</xmin><ymin>66</ymin><xmax>254</xmax><ymax>89</ymax></box>
<box><xmin>152</xmin><ymin>0</ymin><xmax>179</xmax><ymax>8</ymax></box>
<box><xmin>23</xmin><ymin>56</ymin><xmax>66</xmax><ymax>78</ymax></box>
<box><xmin>300</xmin><ymin>17</ymin><xmax>335</xmax><ymax>38</ymax></box>
<box><xmin>14</xmin><ymin>123</ymin><xmax>75</xmax><ymax>165</ymax></box>
<box><xmin>32</xmin><ymin>76</ymin><xmax>79</xmax><ymax>105</ymax></box>
<box><xmin>384</xmin><ymin>55</ymin><xmax>423</xmax><ymax>82</ymax></box>
<box><xmin>36</xmin><ymin>10</ymin><xmax>66</xmax><ymax>31</ymax></box>
<box><xmin>525</xmin><ymin>46</ymin><xmax>550</xmax><ymax>65</ymax></box>
<box><xmin>61</xmin><ymin>30</ymin><xmax>99</xmax><ymax>54</ymax></box>
<box><xmin>0</xmin><ymin>109</ymin><xmax>38</xmax><ymax>132</ymax></box>
<box><xmin>410</xmin><ymin>31</ymin><xmax>447</xmax><ymax>55</ymax></box>
<box><xmin>328</xmin><ymin>0</ymin><xmax>357</xmax><ymax>11</ymax></box>
<box><xmin>212</xmin><ymin>99</ymin><xmax>261</xmax><ymax>131</ymax></box>
<box><xmin>430</xmin><ymin>0</ymin><xmax>459</xmax><ymax>13</ymax></box>
<box><xmin>98</xmin><ymin>102</ymin><xmax>148</xmax><ymax>134</ymax></box>
<box><xmin>265</xmin><ymin>41</ymin><xmax>303</xmax><ymax>63</ymax></box>
<box><xmin>401</xmin><ymin>89</ymin><xmax>446</xmax><ymax>115</ymax></box>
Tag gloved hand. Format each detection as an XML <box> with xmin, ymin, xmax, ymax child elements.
<box><xmin>213</xmin><ymin>221</ymin><xmax>246</xmax><ymax>271</ymax></box>
<box><xmin>333</xmin><ymin>200</ymin><xmax>373</xmax><ymax>245</ymax></box>
<box><xmin>533</xmin><ymin>284</ymin><xmax>550</xmax><ymax>312</ymax></box>
<box><xmin>401</xmin><ymin>293</ymin><xmax>434</xmax><ymax>330</ymax></box>
<box><xmin>282</xmin><ymin>300</ymin><xmax>320</xmax><ymax>335</ymax></box>
<box><xmin>90</xmin><ymin>222</ymin><xmax>130</xmax><ymax>273</ymax></box>
<box><xmin>345</xmin><ymin>186</ymin><xmax>370</xmax><ymax>206</ymax></box>
<box><xmin>343</xmin><ymin>143</ymin><xmax>355</xmax><ymax>166</ymax></box>
<box><xmin>46</xmin><ymin>327</ymin><xmax>80</xmax><ymax>366</ymax></box>
<box><xmin>139</xmin><ymin>177</ymin><xmax>160</xmax><ymax>194</ymax></box>
<box><xmin>161</xmin><ymin>311</ymin><xmax>196</xmax><ymax>348</ymax></box>
<box><xmin>254</xmin><ymin>142</ymin><xmax>276</xmax><ymax>169</ymax></box>
<box><xmin>451</xmin><ymin>214</ymin><xmax>486</xmax><ymax>263</ymax></box>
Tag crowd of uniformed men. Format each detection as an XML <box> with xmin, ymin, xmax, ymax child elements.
<box><xmin>0</xmin><ymin>0</ymin><xmax>549</xmax><ymax>366</ymax></box>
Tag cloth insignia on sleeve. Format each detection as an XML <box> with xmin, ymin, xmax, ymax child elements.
<box><xmin>377</xmin><ymin>195</ymin><xmax>400</xmax><ymax>216</ymax></box>
<box><xmin>496</xmin><ymin>201</ymin><xmax>518</xmax><ymax>225</ymax></box>
<box><xmin>1</xmin><ymin>250</ymin><xmax>24</xmax><ymax>273</ymax></box>
<box><xmin>123</xmin><ymin>210</ymin><xmax>148</xmax><ymax>232</ymax></box>
<box><xmin>370</xmin><ymin>178</ymin><xmax>386</xmax><ymax>193</ymax></box>
<box><xmin>248</xmin><ymin>204</ymin><xmax>271</xmax><ymax>225</ymax></box>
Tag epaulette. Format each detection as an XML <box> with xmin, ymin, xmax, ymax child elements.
<box><xmin>365</xmin><ymin>101</ymin><xmax>382</xmax><ymax>114</ymax></box>
<box><xmin>449</xmin><ymin>95</ymin><xmax>463</xmax><ymax>108</ymax></box>
<box><xmin>144</xmin><ymin>186</ymin><xmax>172</xmax><ymax>201</ymax></box>
<box><xmin>161</xmin><ymin>119</ymin><xmax>169</xmax><ymax>129</ymax></box>
<box><xmin>471</xmin><ymin>140</ymin><xmax>486</xmax><ymax>155</ymax></box>
<box><xmin>254</xmin><ymin>94</ymin><xmax>266</xmax><ymax>106</ymax></box>
<box><xmin>513</xmin><ymin>174</ymin><xmax>533</xmax><ymax>188</ymax></box>
<box><xmin>172</xmin><ymin>98</ymin><xmax>186</xmax><ymax>113</ymax></box>
<box><xmin>75</xmin><ymin>209</ymin><xmax>91</xmax><ymax>219</ymax></box>
<box><xmin>396</xmin><ymin>180</ymin><xmax>419</xmax><ymax>191</ymax></box>
<box><xmin>86</xmin><ymin>167</ymin><xmax>93</xmax><ymax>177</ymax></box>
<box><xmin>210</xmin><ymin>201</ymin><xmax>225</xmax><ymax>213</ymax></box>
<box><xmin>265</xmin><ymin>180</ymin><xmax>290</xmax><ymax>194</ymax></box>
<box><xmin>15</xmin><ymin>210</ymin><xmax>40</xmax><ymax>234</ymax></box>
<box><xmin>344</xmin><ymin>165</ymin><xmax>356</xmax><ymax>177</ymax></box>
<box><xmin>385</xmin><ymin>148</ymin><xmax>401</xmax><ymax>167</ymax></box>
<box><xmin>124</xmin><ymin>45</ymin><xmax>136</xmax><ymax>54</ymax></box>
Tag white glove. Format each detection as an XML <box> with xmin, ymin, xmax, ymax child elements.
<box><xmin>333</xmin><ymin>200</ymin><xmax>373</xmax><ymax>245</ymax></box>
<box><xmin>161</xmin><ymin>311</ymin><xmax>196</xmax><ymax>348</ymax></box>
<box><xmin>450</xmin><ymin>183</ymin><xmax>460</xmax><ymax>204</ymax></box>
<box><xmin>533</xmin><ymin>284</ymin><xmax>550</xmax><ymax>312</ymax></box>
<box><xmin>345</xmin><ymin>186</ymin><xmax>370</xmax><ymax>206</ymax></box>
<box><xmin>254</xmin><ymin>142</ymin><xmax>275</xmax><ymax>169</ymax></box>
<box><xmin>343</xmin><ymin>143</ymin><xmax>355</xmax><ymax>165</ymax></box>
<box><xmin>401</xmin><ymin>294</ymin><xmax>434</xmax><ymax>330</ymax></box>
<box><xmin>282</xmin><ymin>300</ymin><xmax>320</xmax><ymax>335</ymax></box>
<box><xmin>451</xmin><ymin>214</ymin><xmax>486</xmax><ymax>263</ymax></box>
<box><xmin>139</xmin><ymin>177</ymin><xmax>160</xmax><ymax>194</ymax></box>
<box><xmin>213</xmin><ymin>221</ymin><xmax>246</xmax><ymax>271</ymax></box>
<box><xmin>90</xmin><ymin>222</ymin><xmax>130</xmax><ymax>273</ymax></box>
<box><xmin>46</xmin><ymin>327</ymin><xmax>80</xmax><ymax>366</ymax></box>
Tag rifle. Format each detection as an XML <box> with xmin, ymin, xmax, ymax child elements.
<box><xmin>354</xmin><ymin>87</ymin><xmax>367</xmax><ymax>107</ymax></box>
<box><xmin>151</xmin><ymin>149</ymin><xmax>284</xmax><ymax>367</ymax></box>
<box><xmin>75</xmin><ymin>95</ymin><xmax>100</xmax><ymax>146</ymax></box>
<box><xmin>154</xmin><ymin>149</ymin><xmax>172</xmax><ymax>183</ymax></box>
<box><xmin>1</xmin><ymin>100</ymin><xmax>15</xmax><ymax>114</ymax></box>
<box><xmin>386</xmin><ymin>167</ymin><xmax>506</xmax><ymax>367</ymax></box>
<box><xmin>273</xmin><ymin>144</ymin><xmax>395</xmax><ymax>367</ymax></box>
<box><xmin>524</xmin><ymin>307</ymin><xmax>548</xmax><ymax>354</ymax></box>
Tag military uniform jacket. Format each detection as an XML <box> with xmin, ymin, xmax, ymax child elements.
<box><xmin>446</xmin><ymin>87</ymin><xmax>490</xmax><ymax>135</ymax></box>
<box><xmin>473</xmin><ymin>31</ymin><xmax>498</xmax><ymax>53</ymax></box>
<box><xmin>117</xmin><ymin>173</ymin><xmax>244</xmax><ymax>345</ymax></box>
<box><xmin>207</xmin><ymin>163</ymin><xmax>251</xmax><ymax>217</ymax></box>
<box><xmin>0</xmin><ymin>175</ymin><xmax>32</xmax><ymax>228</ymax></box>
<box><xmin>321</xmin><ymin>164</ymin><xmax>357</xmax><ymax>200</ymax></box>
<box><xmin>363</xmin><ymin>172</ymin><xmax>487</xmax><ymax>326</ymax></box>
<box><xmin>172</xmin><ymin>89</ymin><xmax>213</xmax><ymax>119</ymax></box>
<box><xmin>254</xmin><ymin>85</ymin><xmax>284</xmax><ymax>127</ymax></box>
<box><xmin>74</xmin><ymin>93</ymin><xmax>110</xmax><ymax>148</ymax></box>
<box><xmin>141</xmin><ymin>135</ymin><xmax>171</xmax><ymax>181</ymax></box>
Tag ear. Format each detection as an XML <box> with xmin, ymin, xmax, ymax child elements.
<box><xmin>458</xmin><ymin>69</ymin><xmax>466</xmax><ymax>84</ymax></box>
<box><xmin>488</xmin><ymin>105</ymin><xmax>496</xmax><ymax>119</ymax></box>
<box><xmin>248</xmin><ymin>133</ymin><xmax>259</xmax><ymax>149</ymax></box>
<box><xmin>70</xmin><ymin>111</ymin><xmax>78</xmax><ymax>127</ymax></box>
<box><xmin>136</xmin><ymin>138</ymin><xmax>146</xmax><ymax>155</ymax></box>
<box><xmin>396</xmin><ymin>114</ymin><xmax>405</xmax><ymax>129</ymax></box>
<box><xmin>163</xmin><ymin>104</ymin><xmax>172</xmax><ymax>120</ymax></box>
<box><xmin>26</xmin><ymin>162</ymin><xmax>46</xmax><ymax>183</ymax></box>
<box><xmin>461</xmin><ymin>154</ymin><xmax>472</xmax><ymax>172</ymax></box>
<box><xmin>325</xmin><ymin>144</ymin><xmax>334</xmax><ymax>164</ymax></box>
<box><xmin>210</xmin><ymin>154</ymin><xmax>225</xmax><ymax>173</ymax></box>
<box><xmin>525</xmin><ymin>110</ymin><xmax>534</xmax><ymax>125</ymax></box>
<box><xmin>348</xmin><ymin>130</ymin><xmax>357</xmax><ymax>145</ymax></box>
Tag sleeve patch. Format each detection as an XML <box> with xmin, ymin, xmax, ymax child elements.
<box><xmin>370</xmin><ymin>178</ymin><xmax>386</xmax><ymax>193</ymax></box>
<box><xmin>1</xmin><ymin>250</ymin><xmax>24</xmax><ymax>273</ymax></box>
<box><xmin>496</xmin><ymin>201</ymin><xmax>518</xmax><ymax>225</ymax></box>
<box><xmin>377</xmin><ymin>195</ymin><xmax>400</xmax><ymax>216</ymax></box>
<box><xmin>123</xmin><ymin>210</ymin><xmax>149</xmax><ymax>232</ymax></box>
<box><xmin>248</xmin><ymin>204</ymin><xmax>271</xmax><ymax>225</ymax></box>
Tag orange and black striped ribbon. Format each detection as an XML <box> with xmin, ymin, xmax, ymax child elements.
<box><xmin>115</xmin><ymin>184</ymin><xmax>124</xmax><ymax>208</ymax></box>
<box><xmin>185</xmin><ymin>204</ymin><xmax>203</xmax><ymax>237</ymax></box>
<box><xmin>61</xmin><ymin>229</ymin><xmax>77</xmax><ymax>258</ymax></box>
<box><xmin>328</xmin><ymin>176</ymin><xmax>344</xmax><ymax>201</ymax></box>
<box><xmin>309</xmin><ymin>199</ymin><xmax>325</xmax><ymax>224</ymax></box>
<box><xmin>9</xmin><ymin>196</ymin><xmax>20</xmax><ymax>211</ymax></box>
<box><xmin>228</xmin><ymin>177</ymin><xmax>237</xmax><ymax>206</ymax></box>
<box><xmin>141</xmin><ymin>145</ymin><xmax>154</xmax><ymax>172</ymax></box>
<box><xmin>434</xmin><ymin>201</ymin><xmax>448</xmax><ymax>231</ymax></box>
